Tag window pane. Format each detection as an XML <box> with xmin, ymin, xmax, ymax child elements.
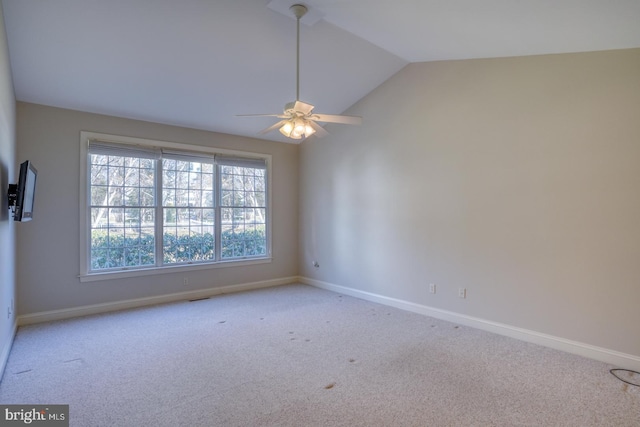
<box><xmin>140</xmin><ymin>245</ymin><xmax>155</xmax><ymax>265</ymax></box>
<box><xmin>202</xmin><ymin>209</ymin><xmax>214</xmax><ymax>223</ymax></box>
<box><xmin>221</xmin><ymin>190</ymin><xmax>232</xmax><ymax>206</ymax></box>
<box><xmin>203</xmin><ymin>191</ymin><xmax>214</xmax><ymax>208</ymax></box>
<box><xmin>140</xmin><ymin>158</ymin><xmax>154</xmax><ymax>169</ymax></box>
<box><xmin>124</xmin><ymin>157</ymin><xmax>139</xmax><ymax>168</ymax></box>
<box><xmin>163</xmin><ymin>227</ymin><xmax>178</xmax><ymax>264</ymax></box>
<box><xmin>177</xmin><ymin>208</ymin><xmax>189</xmax><ymax>225</ymax></box>
<box><xmin>141</xmin><ymin>187</ymin><xmax>154</xmax><ymax>206</ymax></box>
<box><xmin>108</xmin><ymin>248</ymin><xmax>125</xmax><ymax>268</ymax></box>
<box><xmin>125</xmin><ymin>247</ymin><xmax>140</xmax><ymax>267</ymax></box>
<box><xmin>188</xmin><ymin>190</ymin><xmax>200</xmax><ymax>206</ymax></box>
<box><xmin>202</xmin><ymin>173</ymin><xmax>213</xmax><ymax>190</ymax></box>
<box><xmin>177</xmin><ymin>171</ymin><xmax>189</xmax><ymax>188</ymax></box>
<box><xmin>175</xmin><ymin>189</ymin><xmax>188</xmax><ymax>206</ymax></box>
<box><xmin>126</xmin><ymin>227</ymin><xmax>141</xmax><ymax>246</ymax></box>
<box><xmin>108</xmin><ymin>156</ymin><xmax>123</xmax><ymax>167</ymax></box>
<box><xmin>176</xmin><ymin>160</ymin><xmax>189</xmax><ymax>173</ymax></box>
<box><xmin>91</xmin><ymin>186</ymin><xmax>108</xmax><ymax>206</ymax></box>
<box><xmin>125</xmin><ymin>187</ymin><xmax>140</xmax><ymax>206</ymax></box>
<box><xmin>164</xmin><ymin>207</ymin><xmax>177</xmax><ymax>225</ymax></box>
<box><xmin>189</xmin><ymin>171</ymin><xmax>201</xmax><ymax>189</ymax></box>
<box><xmin>111</xmin><ymin>166</ymin><xmax>125</xmax><ymax>186</ymax></box>
<box><xmin>91</xmin><ymin>163</ymin><xmax>108</xmax><ymax>185</ymax></box>
<box><xmin>107</xmin><ymin>187</ymin><xmax>124</xmax><ymax>206</ymax></box>
<box><xmin>163</xmin><ymin>188</ymin><xmax>175</xmax><ymax>206</ymax></box>
<box><xmin>124</xmin><ymin>167</ymin><xmax>139</xmax><ymax>186</ymax></box>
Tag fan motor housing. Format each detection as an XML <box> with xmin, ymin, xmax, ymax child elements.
<box><xmin>284</xmin><ymin>101</ymin><xmax>298</xmax><ymax>114</ymax></box>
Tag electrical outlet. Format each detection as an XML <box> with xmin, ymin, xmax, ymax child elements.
<box><xmin>183</xmin><ymin>277</ymin><xmax>189</xmax><ymax>286</ymax></box>
<box><xmin>429</xmin><ymin>283</ymin><xmax>436</xmax><ymax>294</ymax></box>
<box><xmin>458</xmin><ymin>288</ymin><xmax>467</xmax><ymax>299</ymax></box>
<box><xmin>312</xmin><ymin>261</ymin><xmax>320</xmax><ymax>268</ymax></box>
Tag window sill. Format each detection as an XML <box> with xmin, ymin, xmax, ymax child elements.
<box><xmin>79</xmin><ymin>257</ymin><xmax>272</xmax><ymax>283</ymax></box>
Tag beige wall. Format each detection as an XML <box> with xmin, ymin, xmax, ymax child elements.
<box><xmin>299</xmin><ymin>48</ymin><xmax>640</xmax><ymax>358</ymax></box>
<box><xmin>0</xmin><ymin>2</ymin><xmax>17</xmax><ymax>373</ymax></box>
<box><xmin>8</xmin><ymin>46</ymin><xmax>640</xmax><ymax>367</ymax></box>
<box><xmin>16</xmin><ymin>102</ymin><xmax>299</xmax><ymax>315</ymax></box>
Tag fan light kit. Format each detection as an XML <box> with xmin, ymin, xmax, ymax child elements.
<box><xmin>238</xmin><ymin>4</ymin><xmax>362</xmax><ymax>141</ymax></box>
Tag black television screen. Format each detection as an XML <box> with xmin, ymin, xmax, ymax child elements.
<box><xmin>12</xmin><ymin>160</ymin><xmax>37</xmax><ymax>222</ymax></box>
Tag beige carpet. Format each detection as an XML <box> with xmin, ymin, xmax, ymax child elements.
<box><xmin>1</xmin><ymin>284</ymin><xmax>638</xmax><ymax>426</ymax></box>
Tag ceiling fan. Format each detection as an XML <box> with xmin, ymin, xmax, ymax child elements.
<box><xmin>237</xmin><ymin>4</ymin><xmax>362</xmax><ymax>141</ymax></box>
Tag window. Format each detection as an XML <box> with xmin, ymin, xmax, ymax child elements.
<box><xmin>161</xmin><ymin>155</ymin><xmax>216</xmax><ymax>265</ymax></box>
<box><xmin>80</xmin><ymin>132</ymin><xmax>270</xmax><ymax>280</ymax></box>
<box><xmin>218</xmin><ymin>158</ymin><xmax>267</xmax><ymax>259</ymax></box>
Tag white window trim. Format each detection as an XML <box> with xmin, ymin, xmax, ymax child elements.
<box><xmin>79</xmin><ymin>131</ymin><xmax>272</xmax><ymax>282</ymax></box>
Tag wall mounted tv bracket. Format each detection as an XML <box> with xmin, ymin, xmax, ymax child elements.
<box><xmin>7</xmin><ymin>183</ymin><xmax>18</xmax><ymax>213</ymax></box>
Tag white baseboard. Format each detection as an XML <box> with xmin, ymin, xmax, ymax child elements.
<box><xmin>18</xmin><ymin>276</ymin><xmax>299</xmax><ymax>326</ymax></box>
<box><xmin>0</xmin><ymin>320</ymin><xmax>17</xmax><ymax>383</ymax></box>
<box><xmin>300</xmin><ymin>276</ymin><xmax>640</xmax><ymax>372</ymax></box>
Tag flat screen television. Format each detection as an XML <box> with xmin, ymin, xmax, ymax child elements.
<box><xmin>8</xmin><ymin>160</ymin><xmax>37</xmax><ymax>222</ymax></box>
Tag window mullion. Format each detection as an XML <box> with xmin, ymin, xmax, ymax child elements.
<box><xmin>155</xmin><ymin>158</ymin><xmax>163</xmax><ymax>267</ymax></box>
<box><xmin>85</xmin><ymin>155</ymin><xmax>92</xmax><ymax>273</ymax></box>
<box><xmin>215</xmin><ymin>162</ymin><xmax>222</xmax><ymax>261</ymax></box>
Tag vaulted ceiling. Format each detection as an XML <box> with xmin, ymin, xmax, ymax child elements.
<box><xmin>3</xmin><ymin>0</ymin><xmax>640</xmax><ymax>143</ymax></box>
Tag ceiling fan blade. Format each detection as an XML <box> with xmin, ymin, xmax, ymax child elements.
<box><xmin>236</xmin><ymin>114</ymin><xmax>288</xmax><ymax>118</ymax></box>
<box><xmin>307</xmin><ymin>120</ymin><xmax>329</xmax><ymax>138</ymax></box>
<box><xmin>293</xmin><ymin>100</ymin><xmax>315</xmax><ymax>115</ymax></box>
<box><xmin>259</xmin><ymin>120</ymin><xmax>288</xmax><ymax>135</ymax></box>
<box><xmin>311</xmin><ymin>114</ymin><xmax>362</xmax><ymax>125</ymax></box>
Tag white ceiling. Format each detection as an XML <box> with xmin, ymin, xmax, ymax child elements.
<box><xmin>3</xmin><ymin>0</ymin><xmax>640</xmax><ymax>143</ymax></box>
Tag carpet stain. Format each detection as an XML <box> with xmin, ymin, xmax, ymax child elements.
<box><xmin>349</xmin><ymin>358</ymin><xmax>356</xmax><ymax>363</ymax></box>
<box><xmin>14</xmin><ymin>369</ymin><xmax>32</xmax><ymax>375</ymax></box>
<box><xmin>63</xmin><ymin>358</ymin><xmax>83</xmax><ymax>363</ymax></box>
<box><xmin>305</xmin><ymin>339</ymin><xmax>311</xmax><ymax>342</ymax></box>
<box><xmin>218</xmin><ymin>320</ymin><xmax>226</xmax><ymax>324</ymax></box>
<box><xmin>623</xmin><ymin>384</ymin><xmax>629</xmax><ymax>392</ymax></box>
<box><xmin>324</xmin><ymin>382</ymin><xmax>336</xmax><ymax>389</ymax></box>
